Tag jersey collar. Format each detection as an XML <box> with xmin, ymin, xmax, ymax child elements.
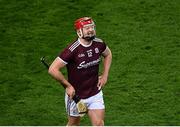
<box><xmin>78</xmin><ymin>38</ymin><xmax>92</xmax><ymax>47</ymax></box>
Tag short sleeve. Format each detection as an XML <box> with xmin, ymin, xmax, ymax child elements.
<box><xmin>58</xmin><ymin>47</ymin><xmax>73</xmax><ymax>64</ymax></box>
<box><xmin>100</xmin><ymin>42</ymin><xmax>107</xmax><ymax>53</ymax></box>
<box><xmin>93</xmin><ymin>38</ymin><xmax>107</xmax><ymax>53</ymax></box>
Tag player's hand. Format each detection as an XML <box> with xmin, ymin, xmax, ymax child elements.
<box><xmin>66</xmin><ymin>85</ymin><xmax>75</xmax><ymax>99</ymax></box>
<box><xmin>97</xmin><ymin>75</ymin><xmax>107</xmax><ymax>90</ymax></box>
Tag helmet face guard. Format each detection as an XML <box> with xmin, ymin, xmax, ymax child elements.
<box><xmin>74</xmin><ymin>17</ymin><xmax>96</xmax><ymax>40</ymax></box>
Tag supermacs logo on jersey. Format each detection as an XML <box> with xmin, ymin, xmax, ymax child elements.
<box><xmin>77</xmin><ymin>58</ymin><xmax>101</xmax><ymax>69</ymax></box>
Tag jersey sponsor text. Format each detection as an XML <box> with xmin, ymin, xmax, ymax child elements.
<box><xmin>77</xmin><ymin>58</ymin><xmax>101</xmax><ymax>69</ymax></box>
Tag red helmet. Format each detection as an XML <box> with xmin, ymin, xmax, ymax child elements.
<box><xmin>74</xmin><ymin>17</ymin><xmax>95</xmax><ymax>30</ymax></box>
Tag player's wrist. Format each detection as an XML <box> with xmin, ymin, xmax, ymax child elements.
<box><xmin>102</xmin><ymin>73</ymin><xmax>108</xmax><ymax>79</ymax></box>
<box><xmin>66</xmin><ymin>84</ymin><xmax>74</xmax><ymax>89</ymax></box>
<box><xmin>60</xmin><ymin>79</ymin><xmax>72</xmax><ymax>88</ymax></box>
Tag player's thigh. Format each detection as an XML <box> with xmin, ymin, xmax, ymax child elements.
<box><xmin>88</xmin><ymin>109</ymin><xmax>105</xmax><ymax>126</ymax></box>
<box><xmin>67</xmin><ymin>116</ymin><xmax>81</xmax><ymax>126</ymax></box>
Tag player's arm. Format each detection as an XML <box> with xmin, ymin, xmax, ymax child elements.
<box><xmin>48</xmin><ymin>57</ymin><xmax>75</xmax><ymax>98</ymax></box>
<box><xmin>102</xmin><ymin>46</ymin><xmax>112</xmax><ymax>78</ymax></box>
<box><xmin>98</xmin><ymin>47</ymin><xmax>112</xmax><ymax>88</ymax></box>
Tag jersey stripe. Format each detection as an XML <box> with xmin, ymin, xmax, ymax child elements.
<box><xmin>69</xmin><ymin>41</ymin><xmax>79</xmax><ymax>51</ymax></box>
<box><xmin>69</xmin><ymin>41</ymin><xmax>79</xmax><ymax>50</ymax></box>
<box><xmin>69</xmin><ymin>41</ymin><xmax>80</xmax><ymax>52</ymax></box>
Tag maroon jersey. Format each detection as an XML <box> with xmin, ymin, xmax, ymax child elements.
<box><xmin>58</xmin><ymin>38</ymin><xmax>106</xmax><ymax>99</ymax></box>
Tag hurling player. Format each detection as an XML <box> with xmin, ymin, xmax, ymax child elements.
<box><xmin>48</xmin><ymin>17</ymin><xmax>112</xmax><ymax>126</ymax></box>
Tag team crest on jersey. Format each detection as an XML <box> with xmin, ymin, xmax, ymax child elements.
<box><xmin>95</xmin><ymin>48</ymin><xmax>99</xmax><ymax>53</ymax></box>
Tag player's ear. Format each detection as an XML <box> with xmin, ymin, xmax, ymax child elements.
<box><xmin>77</xmin><ymin>29</ymin><xmax>83</xmax><ymax>38</ymax></box>
<box><xmin>77</xmin><ymin>30</ymin><xmax>81</xmax><ymax>36</ymax></box>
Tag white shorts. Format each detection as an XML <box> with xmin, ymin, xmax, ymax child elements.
<box><xmin>65</xmin><ymin>91</ymin><xmax>105</xmax><ymax>117</ymax></box>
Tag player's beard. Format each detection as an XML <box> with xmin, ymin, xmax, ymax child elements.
<box><xmin>82</xmin><ymin>32</ymin><xmax>96</xmax><ymax>41</ymax></box>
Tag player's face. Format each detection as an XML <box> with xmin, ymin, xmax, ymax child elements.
<box><xmin>82</xmin><ymin>24</ymin><xmax>96</xmax><ymax>41</ymax></box>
